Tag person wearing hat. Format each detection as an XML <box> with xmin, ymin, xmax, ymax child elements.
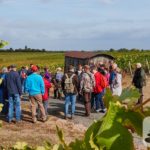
<box><xmin>80</xmin><ymin>65</ymin><xmax>95</xmax><ymax>116</ymax></box>
<box><xmin>132</xmin><ymin>63</ymin><xmax>146</xmax><ymax>105</ymax></box>
<box><xmin>62</xmin><ymin>65</ymin><xmax>78</xmax><ymax>119</ymax></box>
<box><xmin>53</xmin><ymin>67</ymin><xmax>63</xmax><ymax>100</ymax></box>
<box><xmin>6</xmin><ymin>65</ymin><xmax>22</xmax><ymax>123</ymax></box>
<box><xmin>25</xmin><ymin>65</ymin><xmax>47</xmax><ymax>123</ymax></box>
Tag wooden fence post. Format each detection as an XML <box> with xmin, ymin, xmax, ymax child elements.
<box><xmin>129</xmin><ymin>61</ymin><xmax>133</xmax><ymax>77</ymax></box>
<box><xmin>146</xmin><ymin>59</ymin><xmax>150</xmax><ymax>75</ymax></box>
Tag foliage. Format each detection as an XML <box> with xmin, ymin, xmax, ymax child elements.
<box><xmin>8</xmin><ymin>88</ymin><xmax>144</xmax><ymax>150</ymax></box>
<box><xmin>0</xmin><ymin>40</ymin><xmax>8</xmax><ymax>48</ymax></box>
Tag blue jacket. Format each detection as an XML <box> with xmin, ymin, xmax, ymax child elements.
<box><xmin>25</xmin><ymin>73</ymin><xmax>45</xmax><ymax>96</ymax></box>
<box><xmin>6</xmin><ymin>70</ymin><xmax>22</xmax><ymax>95</ymax></box>
<box><xmin>109</xmin><ymin>71</ymin><xmax>116</xmax><ymax>85</ymax></box>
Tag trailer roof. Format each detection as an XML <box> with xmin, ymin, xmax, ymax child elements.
<box><xmin>65</xmin><ymin>51</ymin><xmax>114</xmax><ymax>59</ymax></box>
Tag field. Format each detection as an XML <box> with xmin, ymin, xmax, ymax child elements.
<box><xmin>0</xmin><ymin>52</ymin><xmax>64</xmax><ymax>72</ymax></box>
<box><xmin>0</xmin><ymin>51</ymin><xmax>150</xmax><ymax>73</ymax></box>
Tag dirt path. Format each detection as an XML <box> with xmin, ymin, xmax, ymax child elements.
<box><xmin>0</xmin><ymin>76</ymin><xmax>149</xmax><ymax>149</ymax></box>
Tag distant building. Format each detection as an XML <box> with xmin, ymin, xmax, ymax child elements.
<box><xmin>64</xmin><ymin>51</ymin><xmax>115</xmax><ymax>72</ymax></box>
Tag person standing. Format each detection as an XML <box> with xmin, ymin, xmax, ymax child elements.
<box><xmin>19</xmin><ymin>66</ymin><xmax>27</xmax><ymax>93</ymax></box>
<box><xmin>76</xmin><ymin>64</ymin><xmax>83</xmax><ymax>101</ymax></box>
<box><xmin>25</xmin><ymin>65</ymin><xmax>47</xmax><ymax>123</ymax></box>
<box><xmin>53</xmin><ymin>67</ymin><xmax>63</xmax><ymax>100</ymax></box>
<box><xmin>0</xmin><ymin>67</ymin><xmax>8</xmax><ymax>104</ymax></box>
<box><xmin>44</xmin><ymin>67</ymin><xmax>51</xmax><ymax>82</ymax></box>
<box><xmin>92</xmin><ymin>67</ymin><xmax>107</xmax><ymax>113</ymax></box>
<box><xmin>42</xmin><ymin>74</ymin><xmax>51</xmax><ymax>116</ymax></box>
<box><xmin>132</xmin><ymin>63</ymin><xmax>146</xmax><ymax>105</ymax></box>
<box><xmin>111</xmin><ymin>67</ymin><xmax>122</xmax><ymax>96</ymax></box>
<box><xmin>80</xmin><ymin>65</ymin><xmax>95</xmax><ymax>116</ymax></box>
<box><xmin>6</xmin><ymin>65</ymin><xmax>22</xmax><ymax>123</ymax></box>
<box><xmin>109</xmin><ymin>63</ymin><xmax>118</xmax><ymax>92</ymax></box>
<box><xmin>0</xmin><ymin>67</ymin><xmax>8</xmax><ymax>115</ymax></box>
<box><xmin>62</xmin><ymin>65</ymin><xmax>78</xmax><ymax>119</ymax></box>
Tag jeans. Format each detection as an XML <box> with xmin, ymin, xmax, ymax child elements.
<box><xmin>8</xmin><ymin>94</ymin><xmax>21</xmax><ymax>122</ymax></box>
<box><xmin>21</xmin><ymin>79</ymin><xmax>25</xmax><ymax>93</ymax></box>
<box><xmin>43</xmin><ymin>100</ymin><xmax>49</xmax><ymax>115</ymax></box>
<box><xmin>65</xmin><ymin>94</ymin><xmax>76</xmax><ymax>116</ymax></box>
<box><xmin>95</xmin><ymin>91</ymin><xmax>105</xmax><ymax>110</ymax></box>
<box><xmin>91</xmin><ymin>92</ymin><xmax>96</xmax><ymax>109</ymax></box>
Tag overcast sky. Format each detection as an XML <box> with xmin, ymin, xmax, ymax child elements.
<box><xmin>0</xmin><ymin>0</ymin><xmax>150</xmax><ymax>50</ymax></box>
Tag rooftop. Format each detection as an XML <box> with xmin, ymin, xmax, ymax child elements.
<box><xmin>65</xmin><ymin>51</ymin><xmax>114</xmax><ymax>59</ymax></box>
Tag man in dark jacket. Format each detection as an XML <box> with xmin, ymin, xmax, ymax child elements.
<box><xmin>62</xmin><ymin>65</ymin><xmax>78</xmax><ymax>119</ymax></box>
<box><xmin>6</xmin><ymin>65</ymin><xmax>22</xmax><ymax>123</ymax></box>
<box><xmin>132</xmin><ymin>63</ymin><xmax>146</xmax><ymax>105</ymax></box>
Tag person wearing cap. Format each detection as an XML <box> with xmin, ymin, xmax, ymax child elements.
<box><xmin>62</xmin><ymin>65</ymin><xmax>78</xmax><ymax>119</ymax></box>
<box><xmin>5</xmin><ymin>65</ymin><xmax>22</xmax><ymax>123</ymax></box>
<box><xmin>25</xmin><ymin>65</ymin><xmax>47</xmax><ymax>123</ymax></box>
<box><xmin>132</xmin><ymin>63</ymin><xmax>146</xmax><ymax>105</ymax></box>
<box><xmin>80</xmin><ymin>65</ymin><xmax>95</xmax><ymax>116</ymax></box>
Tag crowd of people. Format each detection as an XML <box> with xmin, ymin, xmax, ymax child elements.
<box><xmin>0</xmin><ymin>61</ymin><xmax>146</xmax><ymax>123</ymax></box>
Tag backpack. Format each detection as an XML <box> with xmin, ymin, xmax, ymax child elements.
<box><xmin>64</xmin><ymin>74</ymin><xmax>75</xmax><ymax>94</ymax></box>
<box><xmin>20</xmin><ymin>70</ymin><xmax>27</xmax><ymax>79</ymax></box>
<box><xmin>100</xmin><ymin>74</ymin><xmax>108</xmax><ymax>89</ymax></box>
<box><xmin>83</xmin><ymin>73</ymin><xmax>95</xmax><ymax>92</ymax></box>
<box><xmin>112</xmin><ymin>74</ymin><xmax>119</xmax><ymax>89</ymax></box>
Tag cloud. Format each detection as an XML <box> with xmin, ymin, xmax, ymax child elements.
<box><xmin>98</xmin><ymin>0</ymin><xmax>116</xmax><ymax>4</ymax></box>
<box><xmin>0</xmin><ymin>0</ymin><xmax>15</xmax><ymax>3</ymax></box>
<box><xmin>1</xmin><ymin>17</ymin><xmax>150</xmax><ymax>50</ymax></box>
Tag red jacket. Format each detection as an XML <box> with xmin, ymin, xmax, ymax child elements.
<box><xmin>93</xmin><ymin>72</ymin><xmax>104</xmax><ymax>94</ymax></box>
<box><xmin>42</xmin><ymin>78</ymin><xmax>51</xmax><ymax>101</ymax></box>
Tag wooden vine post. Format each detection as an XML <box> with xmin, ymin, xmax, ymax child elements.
<box><xmin>128</xmin><ymin>61</ymin><xmax>133</xmax><ymax>77</ymax></box>
<box><xmin>146</xmin><ymin>59</ymin><xmax>150</xmax><ymax>75</ymax></box>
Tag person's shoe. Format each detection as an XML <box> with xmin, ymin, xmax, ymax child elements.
<box><xmin>64</xmin><ymin>115</ymin><xmax>69</xmax><ymax>120</ymax></box>
<box><xmin>91</xmin><ymin>107</ymin><xmax>96</xmax><ymax>113</ymax></box>
<box><xmin>42</xmin><ymin>117</ymin><xmax>48</xmax><ymax>123</ymax></box>
<box><xmin>15</xmin><ymin>120</ymin><xmax>22</xmax><ymax>124</ymax></box>
<box><xmin>100</xmin><ymin>108</ymin><xmax>107</xmax><ymax>113</ymax></box>
<box><xmin>32</xmin><ymin>118</ymin><xmax>37</xmax><ymax>123</ymax></box>
<box><xmin>8</xmin><ymin>120</ymin><xmax>13</xmax><ymax>124</ymax></box>
<box><xmin>70</xmin><ymin>115</ymin><xmax>74</xmax><ymax>120</ymax></box>
<box><xmin>85</xmin><ymin>113</ymin><xmax>90</xmax><ymax>117</ymax></box>
<box><xmin>96</xmin><ymin>109</ymin><xmax>101</xmax><ymax>113</ymax></box>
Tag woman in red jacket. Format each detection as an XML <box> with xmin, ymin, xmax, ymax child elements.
<box><xmin>92</xmin><ymin>67</ymin><xmax>106</xmax><ymax>113</ymax></box>
<box><xmin>42</xmin><ymin>74</ymin><xmax>51</xmax><ymax>115</ymax></box>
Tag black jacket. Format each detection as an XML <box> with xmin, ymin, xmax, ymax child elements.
<box><xmin>6</xmin><ymin>70</ymin><xmax>22</xmax><ymax>95</ymax></box>
<box><xmin>132</xmin><ymin>68</ymin><xmax>146</xmax><ymax>88</ymax></box>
